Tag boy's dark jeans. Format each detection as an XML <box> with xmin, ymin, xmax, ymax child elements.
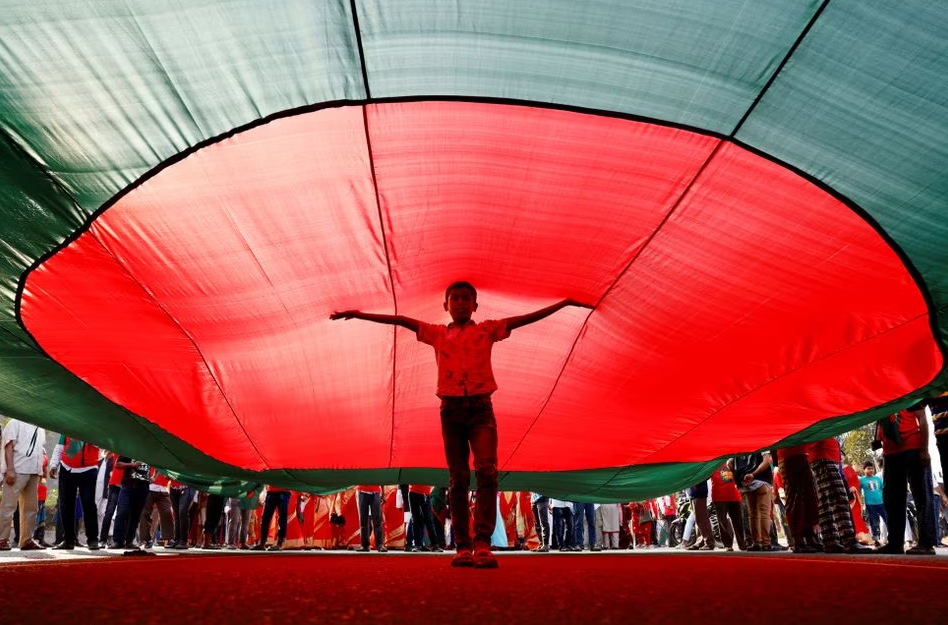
<box><xmin>440</xmin><ymin>394</ymin><xmax>498</xmax><ymax>552</ymax></box>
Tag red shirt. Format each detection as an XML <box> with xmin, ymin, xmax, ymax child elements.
<box><xmin>107</xmin><ymin>453</ymin><xmax>124</xmax><ymax>487</ymax></box>
<box><xmin>710</xmin><ymin>464</ymin><xmax>741</xmax><ymax>502</ymax></box>
<box><xmin>417</xmin><ymin>319</ymin><xmax>510</xmax><ymax>397</ymax></box>
<box><xmin>357</xmin><ymin>485</ymin><xmax>381</xmax><ymax>493</ymax></box>
<box><xmin>809</xmin><ymin>438</ymin><xmax>841</xmax><ymax>463</ymax></box>
<box><xmin>61</xmin><ymin>437</ymin><xmax>100</xmax><ymax>470</ymax></box>
<box><xmin>409</xmin><ymin>484</ymin><xmax>432</xmax><ymax>496</ymax></box>
<box><xmin>877</xmin><ymin>410</ymin><xmax>924</xmax><ymax>456</ymax></box>
<box><xmin>775</xmin><ymin>444</ymin><xmax>810</xmax><ymax>462</ymax></box>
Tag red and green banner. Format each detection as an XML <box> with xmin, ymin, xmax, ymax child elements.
<box><xmin>1</xmin><ymin>1</ymin><xmax>947</xmax><ymax>499</ymax></box>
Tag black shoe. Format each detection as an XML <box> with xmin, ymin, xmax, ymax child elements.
<box><xmin>377</xmin><ymin>546</ymin><xmax>388</xmax><ymax>553</ymax></box>
<box><xmin>86</xmin><ymin>540</ymin><xmax>101</xmax><ymax>551</ymax></box>
<box><xmin>873</xmin><ymin>544</ymin><xmax>904</xmax><ymax>555</ymax></box>
<box><xmin>52</xmin><ymin>542</ymin><xmax>75</xmax><ymax>550</ymax></box>
<box><xmin>844</xmin><ymin>543</ymin><xmax>872</xmax><ymax>554</ymax></box>
<box><xmin>251</xmin><ymin>543</ymin><xmax>268</xmax><ymax>551</ymax></box>
<box><xmin>906</xmin><ymin>545</ymin><xmax>936</xmax><ymax>555</ymax></box>
<box><xmin>356</xmin><ymin>546</ymin><xmax>370</xmax><ymax>552</ymax></box>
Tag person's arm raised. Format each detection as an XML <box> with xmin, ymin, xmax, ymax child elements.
<box><xmin>329</xmin><ymin>310</ymin><xmax>420</xmax><ymax>333</ymax></box>
<box><xmin>503</xmin><ymin>299</ymin><xmax>594</xmax><ymax>332</ymax></box>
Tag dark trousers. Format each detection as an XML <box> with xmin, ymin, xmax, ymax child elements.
<box><xmin>258</xmin><ymin>492</ymin><xmax>289</xmax><ymax>546</ymax></box>
<box><xmin>58</xmin><ymin>467</ymin><xmax>99</xmax><ymax>545</ymax></box>
<box><xmin>552</xmin><ymin>507</ymin><xmax>574</xmax><ymax>549</ymax></box>
<box><xmin>883</xmin><ymin>448</ymin><xmax>935</xmax><ymax>550</ymax></box>
<box><xmin>713</xmin><ymin>501</ymin><xmax>746</xmax><ymax>550</ymax></box>
<box><xmin>865</xmin><ymin>503</ymin><xmax>887</xmax><ymax>541</ymax></box>
<box><xmin>204</xmin><ymin>494</ymin><xmax>225</xmax><ymax>541</ymax></box>
<box><xmin>113</xmin><ymin>481</ymin><xmax>149</xmax><ymax>546</ymax></box>
<box><xmin>440</xmin><ymin>395</ymin><xmax>498</xmax><ymax>551</ymax></box>
<box><xmin>780</xmin><ymin>454</ymin><xmax>820</xmax><ymax>546</ymax></box>
<box><xmin>139</xmin><ymin>491</ymin><xmax>174</xmax><ymax>544</ymax></box>
<box><xmin>409</xmin><ymin>492</ymin><xmax>440</xmax><ymax>547</ymax></box>
<box><xmin>170</xmin><ymin>486</ymin><xmax>195</xmax><ymax>545</ymax></box>
<box><xmin>531</xmin><ymin>497</ymin><xmax>550</xmax><ymax>547</ymax></box>
<box><xmin>358</xmin><ymin>491</ymin><xmax>383</xmax><ymax>549</ymax></box>
<box><xmin>573</xmin><ymin>502</ymin><xmax>597</xmax><ymax>548</ymax></box>
<box><xmin>99</xmin><ymin>485</ymin><xmax>121</xmax><ymax>543</ymax></box>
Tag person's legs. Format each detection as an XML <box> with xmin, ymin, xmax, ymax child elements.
<box><xmin>0</xmin><ymin>473</ymin><xmax>29</xmax><ymax>549</ymax></box>
<box><xmin>58</xmin><ymin>469</ymin><xmax>79</xmax><ymax>546</ymax></box>
<box><xmin>693</xmin><ymin>497</ymin><xmax>713</xmax><ymax>548</ymax></box>
<box><xmin>882</xmin><ymin>452</ymin><xmax>908</xmax><ymax>552</ymax></box>
<box><xmin>76</xmin><ymin>469</ymin><xmax>99</xmax><ymax>546</ymax></box>
<box><xmin>275</xmin><ymin>492</ymin><xmax>290</xmax><ymax>545</ymax></box>
<box><xmin>906</xmin><ymin>449</ymin><xmax>935</xmax><ymax>549</ymax></box>
<box><xmin>99</xmin><ymin>485</ymin><xmax>120</xmax><ymax>544</ymax></box>
<box><xmin>256</xmin><ymin>494</ymin><xmax>277</xmax><ymax>547</ymax></box>
<box><xmin>552</xmin><ymin>507</ymin><xmax>563</xmax><ymax>549</ymax></box>
<box><xmin>16</xmin><ymin>475</ymin><xmax>40</xmax><ymax>547</ymax></box>
<box><xmin>571</xmin><ymin>502</ymin><xmax>584</xmax><ymax>548</ymax></box>
<box><xmin>239</xmin><ymin>508</ymin><xmax>252</xmax><ymax>546</ymax></box>
<box><xmin>138</xmin><ymin>491</ymin><xmax>158</xmax><ymax>546</ymax></box>
<box><xmin>33</xmin><ymin>499</ymin><xmax>47</xmax><ymax>543</ymax></box>
<box><xmin>866</xmin><ymin>504</ymin><xmax>882</xmax><ymax>541</ymax></box>
<box><xmin>810</xmin><ymin>460</ymin><xmax>842</xmax><ymax>549</ymax></box>
<box><xmin>467</xmin><ymin>399</ymin><xmax>498</xmax><ymax>551</ymax></box>
<box><xmin>369</xmin><ymin>492</ymin><xmax>384</xmax><ymax>549</ymax></box>
<box><xmin>532</xmin><ymin>499</ymin><xmax>550</xmax><ymax>548</ymax></box>
<box><xmin>583</xmin><ymin>503</ymin><xmax>597</xmax><ymax>549</ymax></box>
<box><xmin>123</xmin><ymin>483</ymin><xmax>150</xmax><ymax>547</ymax></box>
<box><xmin>358</xmin><ymin>491</ymin><xmax>372</xmax><ymax>549</ymax></box>
<box><xmin>712</xmin><ymin>502</ymin><xmax>734</xmax><ymax>549</ymax></box>
<box><xmin>414</xmin><ymin>494</ymin><xmax>439</xmax><ymax>549</ymax></box>
<box><xmin>408</xmin><ymin>491</ymin><xmax>427</xmax><ymax>548</ymax></box>
<box><xmin>441</xmin><ymin>405</ymin><xmax>472</xmax><ymax>552</ymax></box>
<box><xmin>155</xmin><ymin>492</ymin><xmax>174</xmax><ymax>545</ymax></box>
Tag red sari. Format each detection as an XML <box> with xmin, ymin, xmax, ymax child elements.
<box><xmin>842</xmin><ymin>464</ymin><xmax>872</xmax><ymax>544</ymax></box>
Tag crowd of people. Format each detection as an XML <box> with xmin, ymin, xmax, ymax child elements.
<box><xmin>1</xmin><ymin>392</ymin><xmax>946</xmax><ymax>557</ymax></box>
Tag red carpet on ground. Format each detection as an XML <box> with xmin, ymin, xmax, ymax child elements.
<box><xmin>2</xmin><ymin>552</ymin><xmax>946</xmax><ymax>624</ymax></box>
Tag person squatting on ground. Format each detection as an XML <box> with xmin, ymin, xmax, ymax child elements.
<box><xmin>332</xmin><ymin>281</ymin><xmax>591</xmax><ymax>568</ymax></box>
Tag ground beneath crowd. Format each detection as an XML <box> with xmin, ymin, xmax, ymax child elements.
<box><xmin>2</xmin><ymin>548</ymin><xmax>945</xmax><ymax>623</ymax></box>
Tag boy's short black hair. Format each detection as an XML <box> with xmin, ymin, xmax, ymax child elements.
<box><xmin>445</xmin><ymin>281</ymin><xmax>477</xmax><ymax>301</ymax></box>
<box><xmin>862</xmin><ymin>460</ymin><xmax>874</xmax><ymax>469</ymax></box>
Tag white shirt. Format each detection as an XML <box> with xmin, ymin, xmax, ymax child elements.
<box><xmin>1</xmin><ymin>419</ymin><xmax>46</xmax><ymax>475</ymax></box>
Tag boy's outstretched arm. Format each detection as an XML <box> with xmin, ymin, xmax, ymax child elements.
<box><xmin>329</xmin><ymin>310</ymin><xmax>420</xmax><ymax>333</ymax></box>
<box><xmin>504</xmin><ymin>299</ymin><xmax>594</xmax><ymax>332</ymax></box>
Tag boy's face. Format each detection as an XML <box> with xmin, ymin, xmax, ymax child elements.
<box><xmin>864</xmin><ymin>465</ymin><xmax>875</xmax><ymax>477</ymax></box>
<box><xmin>444</xmin><ymin>287</ymin><xmax>477</xmax><ymax>323</ymax></box>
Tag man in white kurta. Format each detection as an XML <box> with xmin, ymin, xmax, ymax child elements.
<box><xmin>1</xmin><ymin>418</ymin><xmax>46</xmax><ymax>549</ymax></box>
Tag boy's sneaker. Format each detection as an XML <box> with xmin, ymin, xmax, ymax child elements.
<box><xmin>473</xmin><ymin>547</ymin><xmax>499</xmax><ymax>569</ymax></box>
<box><xmin>451</xmin><ymin>548</ymin><xmax>474</xmax><ymax>567</ymax></box>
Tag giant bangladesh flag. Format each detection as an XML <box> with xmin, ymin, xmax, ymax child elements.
<box><xmin>2</xmin><ymin>1</ymin><xmax>947</xmax><ymax>499</ymax></box>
